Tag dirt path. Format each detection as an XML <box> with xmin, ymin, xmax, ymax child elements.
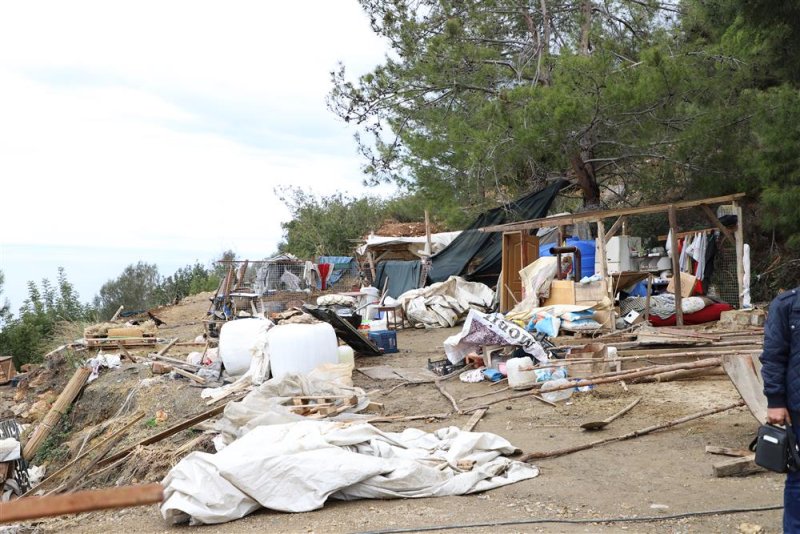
<box><xmin>30</xmin><ymin>325</ymin><xmax>783</xmax><ymax>533</ymax></box>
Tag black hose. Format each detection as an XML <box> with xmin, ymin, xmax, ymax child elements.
<box><xmin>353</xmin><ymin>504</ymin><xmax>783</xmax><ymax>534</ymax></box>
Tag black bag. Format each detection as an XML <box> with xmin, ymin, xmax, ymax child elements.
<box><xmin>751</xmin><ymin>423</ymin><xmax>800</xmax><ymax>473</ymax></box>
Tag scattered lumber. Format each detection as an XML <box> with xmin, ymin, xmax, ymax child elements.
<box><xmin>97</xmin><ymin>394</ymin><xmax>246</xmax><ymax>467</ymax></box>
<box><xmin>462</xmin><ymin>408</ymin><xmax>487</xmax><ymax>432</ymax></box>
<box><xmin>23</xmin><ymin>366</ymin><xmax>92</xmax><ymax>460</ymax></box>
<box><xmin>286</xmin><ymin>395</ymin><xmax>358</xmax><ymax>418</ymax></box>
<box><xmin>364</xmin><ymin>413</ymin><xmax>450</xmax><ymax>424</ymax></box>
<box><xmin>156</xmin><ymin>338</ymin><xmax>179</xmax><ymax>357</ymax></box>
<box><xmin>51</xmin><ymin>412</ymin><xmax>145</xmax><ymax>494</ymax></box>
<box><xmin>464</xmin><ymin>358</ymin><xmax>723</xmax><ymax>413</ymax></box>
<box><xmin>519</xmin><ymin>401</ymin><xmax>744</xmax><ymax>462</ymax></box>
<box><xmin>0</xmin><ymin>483</ymin><xmax>164</xmax><ymax>523</ymax></box>
<box><xmin>712</xmin><ymin>454</ymin><xmax>763</xmax><ymax>478</ymax></box>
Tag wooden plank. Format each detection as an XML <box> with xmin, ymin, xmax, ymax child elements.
<box><xmin>157</xmin><ymin>338</ymin><xmax>179</xmax><ymax>357</ymax></box>
<box><xmin>0</xmin><ymin>483</ymin><xmax>163</xmax><ymax>523</ymax></box>
<box><xmin>668</xmin><ymin>205</ymin><xmax>684</xmax><ymax>326</ymax></box>
<box><xmin>712</xmin><ymin>454</ymin><xmax>763</xmax><ymax>477</ymax></box>
<box><xmin>705</xmin><ymin>445</ymin><xmax>752</xmax><ymax>457</ymax></box>
<box><xmin>479</xmin><ymin>193</ymin><xmax>747</xmax><ymax>233</ymax></box>
<box><xmin>462</xmin><ymin>408</ymin><xmax>487</xmax><ymax>432</ymax></box>
<box><xmin>698</xmin><ymin>204</ymin><xmax>735</xmax><ymax>246</ymax></box>
<box><xmin>722</xmin><ymin>353</ymin><xmax>767</xmax><ymax>424</ymax></box>
<box><xmin>604</xmin><ymin>216</ymin><xmax>626</xmax><ymax>244</ymax></box>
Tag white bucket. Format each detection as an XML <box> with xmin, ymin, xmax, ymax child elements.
<box><xmin>337</xmin><ymin>345</ymin><xmax>355</xmax><ymax>367</ymax></box>
<box><xmin>506</xmin><ymin>356</ymin><xmax>538</xmax><ymax>390</ymax></box>
<box><xmin>268</xmin><ymin>323</ymin><xmax>339</xmax><ymax>380</ymax></box>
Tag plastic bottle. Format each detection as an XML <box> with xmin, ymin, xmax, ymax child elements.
<box><xmin>506</xmin><ymin>357</ymin><xmax>538</xmax><ymax>390</ymax></box>
<box><xmin>337</xmin><ymin>345</ymin><xmax>355</xmax><ymax>368</ymax></box>
<box><xmin>540</xmin><ymin>378</ymin><xmax>574</xmax><ymax>403</ymax></box>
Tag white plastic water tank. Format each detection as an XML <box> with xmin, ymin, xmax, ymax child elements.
<box><xmin>506</xmin><ymin>356</ymin><xmax>538</xmax><ymax>390</ymax></box>
<box><xmin>268</xmin><ymin>323</ymin><xmax>339</xmax><ymax>380</ymax></box>
<box><xmin>219</xmin><ymin>318</ymin><xmax>272</xmax><ymax>376</ymax></box>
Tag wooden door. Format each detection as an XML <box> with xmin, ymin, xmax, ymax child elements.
<box><xmin>500</xmin><ymin>231</ymin><xmax>539</xmax><ymax>312</ymax></box>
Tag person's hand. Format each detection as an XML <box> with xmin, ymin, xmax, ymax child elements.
<box><xmin>767</xmin><ymin>407</ymin><xmax>791</xmax><ymax>425</ymax></box>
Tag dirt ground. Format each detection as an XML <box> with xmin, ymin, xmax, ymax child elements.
<box><xmin>7</xmin><ymin>313</ymin><xmax>786</xmax><ymax>533</ymax></box>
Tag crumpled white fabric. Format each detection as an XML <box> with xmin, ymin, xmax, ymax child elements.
<box><xmin>86</xmin><ymin>352</ymin><xmax>122</xmax><ymax>382</ymax></box>
<box><xmin>395</xmin><ymin>276</ymin><xmax>495</xmax><ymax>328</ymax></box>
<box><xmin>161</xmin><ymin>421</ymin><xmax>539</xmax><ymax>525</ymax></box>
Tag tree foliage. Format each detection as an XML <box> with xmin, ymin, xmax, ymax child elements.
<box><xmin>0</xmin><ymin>268</ymin><xmax>94</xmax><ymax>368</ymax></box>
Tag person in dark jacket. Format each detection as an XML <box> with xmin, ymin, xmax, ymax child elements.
<box><xmin>761</xmin><ymin>287</ymin><xmax>800</xmax><ymax>532</ymax></box>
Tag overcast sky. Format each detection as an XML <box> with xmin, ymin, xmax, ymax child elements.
<box><xmin>0</xmin><ymin>1</ymin><xmax>392</xmax><ymax>313</ymax></box>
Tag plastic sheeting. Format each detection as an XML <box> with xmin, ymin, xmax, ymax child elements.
<box><xmin>428</xmin><ymin>180</ymin><xmax>567</xmax><ymax>284</ymax></box>
<box><xmin>444</xmin><ymin>309</ymin><xmax>549</xmax><ymax>364</ymax></box>
<box><xmin>395</xmin><ymin>276</ymin><xmax>495</xmax><ymax>328</ymax></box>
<box><xmin>375</xmin><ymin>260</ymin><xmax>422</xmax><ymax>298</ymax></box>
<box><xmin>161</xmin><ymin>420</ymin><xmax>539</xmax><ymax>525</ymax></box>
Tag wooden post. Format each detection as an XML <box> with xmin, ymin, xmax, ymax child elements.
<box><xmin>733</xmin><ymin>201</ymin><xmax>745</xmax><ymax>309</ymax></box>
<box><xmin>668</xmin><ymin>205</ymin><xmax>684</xmax><ymax>326</ymax></box>
<box><xmin>596</xmin><ymin>219</ymin><xmax>613</xmax><ymax>331</ymax></box>
<box><xmin>644</xmin><ymin>273</ymin><xmax>652</xmax><ymax>322</ymax></box>
<box><xmin>424</xmin><ymin>210</ymin><xmax>433</xmax><ymax>256</ymax></box>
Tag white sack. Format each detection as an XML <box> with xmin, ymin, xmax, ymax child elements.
<box><xmin>161</xmin><ymin>421</ymin><xmax>539</xmax><ymax>525</ymax></box>
<box><xmin>444</xmin><ymin>309</ymin><xmax>548</xmax><ymax>364</ymax></box>
<box><xmin>396</xmin><ymin>276</ymin><xmax>494</xmax><ymax>329</ymax></box>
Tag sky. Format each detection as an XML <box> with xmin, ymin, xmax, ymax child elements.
<box><xmin>0</xmin><ymin>1</ymin><xmax>393</xmax><ymax>313</ymax></box>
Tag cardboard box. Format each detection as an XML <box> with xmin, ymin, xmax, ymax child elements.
<box><xmin>543</xmin><ymin>280</ymin><xmax>576</xmax><ymax>306</ymax></box>
<box><xmin>576</xmin><ymin>280</ymin><xmax>608</xmax><ymax>304</ymax></box>
<box><xmin>567</xmin><ymin>343</ymin><xmax>608</xmax><ymax>377</ymax></box>
<box><xmin>666</xmin><ymin>271</ymin><xmax>696</xmax><ymax>298</ymax></box>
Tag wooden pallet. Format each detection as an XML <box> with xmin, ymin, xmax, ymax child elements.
<box><xmin>286</xmin><ymin>395</ymin><xmax>358</xmax><ymax>419</ymax></box>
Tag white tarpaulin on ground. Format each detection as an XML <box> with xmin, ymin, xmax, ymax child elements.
<box><xmin>161</xmin><ymin>420</ymin><xmax>538</xmax><ymax>525</ymax></box>
<box><xmin>395</xmin><ymin>276</ymin><xmax>495</xmax><ymax>328</ymax></box>
<box><xmin>444</xmin><ymin>309</ymin><xmax>549</xmax><ymax>364</ymax></box>
<box><xmin>213</xmin><ymin>372</ymin><xmax>369</xmax><ymax>447</ymax></box>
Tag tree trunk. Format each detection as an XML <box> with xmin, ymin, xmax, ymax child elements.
<box><xmin>580</xmin><ymin>0</ymin><xmax>592</xmax><ymax>56</ymax></box>
<box><xmin>570</xmin><ymin>153</ymin><xmax>600</xmax><ymax>208</ymax></box>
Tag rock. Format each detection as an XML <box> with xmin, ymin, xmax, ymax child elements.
<box><xmin>11</xmin><ymin>403</ymin><xmax>29</xmax><ymax>417</ymax></box>
<box><xmin>28</xmin><ymin>399</ymin><xmax>52</xmax><ymax>420</ymax></box>
<box><xmin>720</xmin><ymin>308</ymin><xmax>765</xmax><ymax>327</ymax></box>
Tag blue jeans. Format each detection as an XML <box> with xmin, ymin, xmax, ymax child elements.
<box><xmin>787</xmin><ymin>417</ymin><xmax>800</xmax><ymax>532</ymax></box>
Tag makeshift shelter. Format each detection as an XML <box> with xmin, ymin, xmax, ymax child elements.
<box><xmin>483</xmin><ymin>193</ymin><xmax>747</xmax><ymax>328</ymax></box>
<box><xmin>316</xmin><ymin>256</ymin><xmax>359</xmax><ymax>289</ymax></box>
<box><xmin>428</xmin><ymin>180</ymin><xmax>567</xmax><ymax>285</ymax></box>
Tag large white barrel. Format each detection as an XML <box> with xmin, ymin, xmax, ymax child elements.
<box><xmin>219</xmin><ymin>318</ymin><xmax>272</xmax><ymax>376</ymax></box>
<box><xmin>268</xmin><ymin>323</ymin><xmax>339</xmax><ymax>380</ymax></box>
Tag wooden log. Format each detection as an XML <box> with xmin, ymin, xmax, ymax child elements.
<box><xmin>0</xmin><ymin>483</ymin><xmax>163</xmax><ymax>523</ymax></box>
<box><xmin>435</xmin><ymin>380</ymin><xmax>462</xmax><ymax>414</ymax></box>
<box><xmin>705</xmin><ymin>445</ymin><xmax>752</xmax><ymax>457</ymax></box>
<box><xmin>23</xmin><ymin>366</ymin><xmax>92</xmax><ymax>460</ymax></box>
<box><xmin>109</xmin><ymin>305</ymin><xmax>124</xmax><ymax>322</ymax></box>
<box><xmin>172</xmin><ymin>367</ymin><xmax>207</xmax><ymax>384</ymax></box>
<box><xmin>116</xmin><ymin>342</ymin><xmax>137</xmax><ymax>363</ymax></box>
<box><xmin>156</xmin><ymin>338</ymin><xmax>179</xmax><ymax>357</ymax></box>
<box><xmin>151</xmin><ymin>354</ymin><xmax>201</xmax><ymax>370</ymax></box>
<box><xmin>364</xmin><ymin>413</ymin><xmax>450</xmax><ymax>424</ymax></box>
<box><xmin>519</xmin><ymin>401</ymin><xmax>744</xmax><ymax>462</ymax></box>
<box><xmin>632</xmin><ymin>366</ymin><xmax>724</xmax><ymax>383</ymax></box>
<box><xmin>459</xmin><ymin>386</ymin><xmax>511</xmax><ymax>403</ymax></box>
<box><xmin>462</xmin><ymin>408</ymin><xmax>487</xmax><ymax>432</ymax></box>
<box><xmin>463</xmin><ymin>358</ymin><xmax>722</xmax><ymax>413</ymax></box>
<box><xmin>712</xmin><ymin>454</ymin><xmax>763</xmax><ymax>477</ymax></box>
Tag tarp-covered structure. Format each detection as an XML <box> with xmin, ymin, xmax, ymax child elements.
<box><xmin>428</xmin><ymin>180</ymin><xmax>567</xmax><ymax>285</ymax></box>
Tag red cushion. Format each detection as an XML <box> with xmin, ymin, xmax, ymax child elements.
<box><xmin>648</xmin><ymin>302</ymin><xmax>733</xmax><ymax>327</ymax></box>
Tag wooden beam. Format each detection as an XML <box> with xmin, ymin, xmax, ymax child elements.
<box><xmin>668</xmin><ymin>205</ymin><xmax>684</xmax><ymax>326</ymax></box>
<box><xmin>424</xmin><ymin>210</ymin><xmax>433</xmax><ymax>256</ymax></box>
<box><xmin>479</xmin><ymin>193</ymin><xmax>746</xmax><ymax>233</ymax></box>
<box><xmin>698</xmin><ymin>204</ymin><xmax>735</xmax><ymax>246</ymax></box>
<box><xmin>0</xmin><ymin>483</ymin><xmax>163</xmax><ymax>523</ymax></box>
<box><xmin>596</xmin><ymin>220</ymin><xmax>613</xmax><ymax>331</ymax></box>
<box><xmin>462</xmin><ymin>408</ymin><xmax>487</xmax><ymax>432</ymax></box>
<box><xmin>604</xmin><ymin>216</ymin><xmax>626</xmax><ymax>244</ymax></box>
<box><xmin>712</xmin><ymin>454</ymin><xmax>762</xmax><ymax>477</ymax></box>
